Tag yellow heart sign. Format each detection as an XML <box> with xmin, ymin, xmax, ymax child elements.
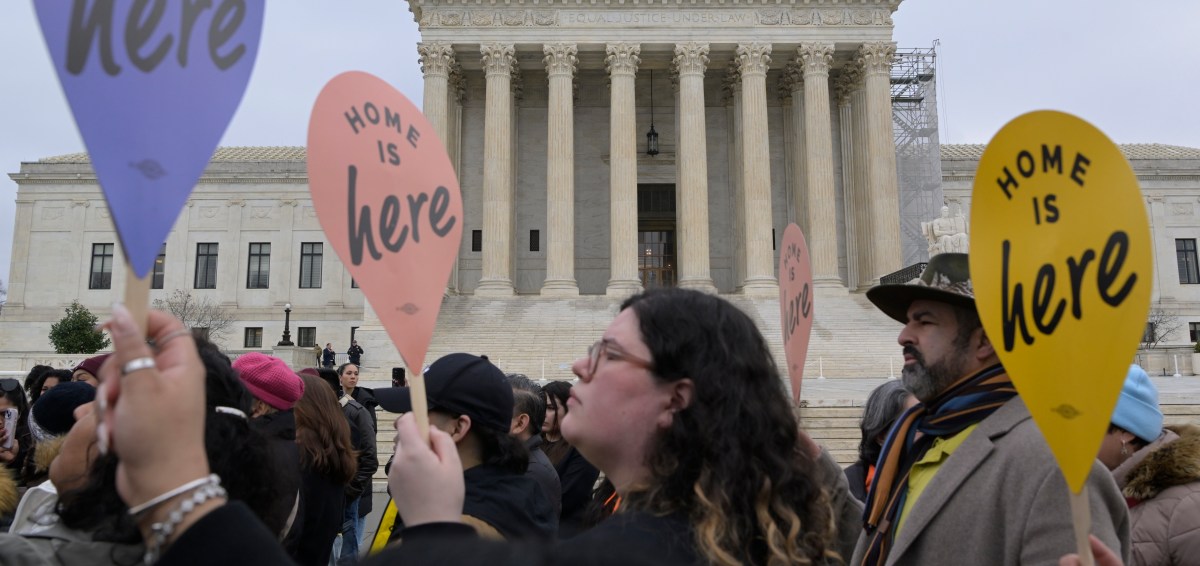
<box><xmin>969</xmin><ymin>110</ymin><xmax>1152</xmax><ymax>492</ymax></box>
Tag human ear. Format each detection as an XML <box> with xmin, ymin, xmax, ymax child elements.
<box><xmin>976</xmin><ymin>328</ymin><xmax>996</xmax><ymax>361</ymax></box>
<box><xmin>658</xmin><ymin>379</ymin><xmax>695</xmax><ymax>428</ymax></box>
<box><xmin>510</xmin><ymin>413</ymin><xmax>529</xmax><ymax>436</ymax></box>
<box><xmin>450</xmin><ymin>415</ymin><xmax>473</xmax><ymax>442</ymax></box>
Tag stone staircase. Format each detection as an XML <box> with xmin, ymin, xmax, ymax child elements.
<box><xmin>384</xmin><ymin>290</ymin><xmax>904</xmax><ymax>383</ymax></box>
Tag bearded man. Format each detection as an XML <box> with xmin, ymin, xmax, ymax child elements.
<box><xmin>852</xmin><ymin>253</ymin><xmax>1130</xmax><ymax>566</ymax></box>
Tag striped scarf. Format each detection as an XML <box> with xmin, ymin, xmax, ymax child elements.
<box><xmin>860</xmin><ymin>364</ymin><xmax>1016</xmax><ymax>566</ymax></box>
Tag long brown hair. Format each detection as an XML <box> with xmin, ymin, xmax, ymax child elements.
<box><xmin>294</xmin><ymin>374</ymin><xmax>357</xmax><ymax>485</ymax></box>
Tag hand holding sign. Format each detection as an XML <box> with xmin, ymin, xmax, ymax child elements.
<box><xmin>779</xmin><ymin>224</ymin><xmax>814</xmax><ymax>405</ymax></box>
<box><xmin>307</xmin><ymin>72</ymin><xmax>463</xmax><ymax>440</ymax></box>
<box><xmin>34</xmin><ymin>0</ymin><xmax>264</xmax><ymax>280</ymax></box>
<box><xmin>970</xmin><ymin>111</ymin><xmax>1152</xmax><ymax>564</ymax></box>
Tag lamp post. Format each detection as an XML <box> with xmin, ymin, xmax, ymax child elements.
<box><xmin>646</xmin><ymin>69</ymin><xmax>659</xmax><ymax>156</ymax></box>
<box><xmin>277</xmin><ymin>303</ymin><xmax>294</xmax><ymax>346</ymax></box>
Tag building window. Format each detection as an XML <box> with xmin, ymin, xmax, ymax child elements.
<box><xmin>297</xmin><ymin>327</ymin><xmax>317</xmax><ymax>348</ymax></box>
<box><xmin>1178</xmin><ymin>239</ymin><xmax>1199</xmax><ymax>284</ymax></box>
<box><xmin>89</xmin><ymin>243</ymin><xmax>114</xmax><ymax>289</ymax></box>
<box><xmin>1143</xmin><ymin>322</ymin><xmax>1157</xmax><ymax>344</ymax></box>
<box><xmin>300</xmin><ymin>243</ymin><xmax>323</xmax><ymax>289</ymax></box>
<box><xmin>351</xmin><ymin>277</ymin><xmax>359</xmax><ymax>289</ymax></box>
<box><xmin>351</xmin><ymin>326</ymin><xmax>359</xmax><ymax>342</ymax></box>
<box><xmin>244</xmin><ymin>327</ymin><xmax>263</xmax><ymax>348</ymax></box>
<box><xmin>1190</xmin><ymin>322</ymin><xmax>1200</xmax><ymax>343</ymax></box>
<box><xmin>194</xmin><ymin>243</ymin><xmax>219</xmax><ymax>289</ymax></box>
<box><xmin>151</xmin><ymin>244</ymin><xmax>166</xmax><ymax>289</ymax></box>
<box><xmin>471</xmin><ymin>230</ymin><xmax>482</xmax><ymax>252</ymax></box>
<box><xmin>247</xmin><ymin>243</ymin><xmax>270</xmax><ymax>289</ymax></box>
<box><xmin>530</xmin><ymin>230</ymin><xmax>540</xmax><ymax>252</ymax></box>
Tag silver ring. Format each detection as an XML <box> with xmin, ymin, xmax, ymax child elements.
<box><xmin>122</xmin><ymin>357</ymin><xmax>157</xmax><ymax>376</ymax></box>
<box><xmin>152</xmin><ymin>328</ymin><xmax>192</xmax><ymax>350</ymax></box>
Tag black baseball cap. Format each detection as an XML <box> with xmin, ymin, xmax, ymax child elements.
<box><xmin>374</xmin><ymin>353</ymin><xmax>513</xmax><ymax>434</ymax></box>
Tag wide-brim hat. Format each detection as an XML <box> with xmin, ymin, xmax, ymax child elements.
<box><xmin>866</xmin><ymin>253</ymin><xmax>975</xmax><ymax>323</ymax></box>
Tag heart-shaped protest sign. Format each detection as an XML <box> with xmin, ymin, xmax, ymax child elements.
<box><xmin>34</xmin><ymin>1</ymin><xmax>263</xmax><ymax>277</ymax></box>
<box><xmin>970</xmin><ymin>111</ymin><xmax>1152</xmax><ymax>493</ymax></box>
<box><xmin>307</xmin><ymin>71</ymin><xmax>462</xmax><ymax>376</ymax></box>
<box><xmin>779</xmin><ymin>223</ymin><xmax>815</xmax><ymax>405</ymax></box>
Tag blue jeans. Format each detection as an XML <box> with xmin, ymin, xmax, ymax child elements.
<box><xmin>339</xmin><ymin>498</ymin><xmax>360</xmax><ymax>565</ymax></box>
<box><xmin>355</xmin><ymin>514</ymin><xmax>366</xmax><ymax>547</ymax></box>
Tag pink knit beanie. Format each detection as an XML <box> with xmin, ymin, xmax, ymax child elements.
<box><xmin>233</xmin><ymin>353</ymin><xmax>305</xmax><ymax>411</ymax></box>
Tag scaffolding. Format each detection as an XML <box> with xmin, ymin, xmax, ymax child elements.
<box><xmin>892</xmin><ymin>46</ymin><xmax>943</xmax><ymax>266</ymax></box>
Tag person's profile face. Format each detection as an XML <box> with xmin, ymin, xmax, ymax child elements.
<box><xmin>41</xmin><ymin>377</ymin><xmax>61</xmax><ymax>395</ymax></box>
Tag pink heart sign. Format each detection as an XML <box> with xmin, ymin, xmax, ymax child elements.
<box><xmin>779</xmin><ymin>223</ymin><xmax>814</xmax><ymax>405</ymax></box>
<box><xmin>307</xmin><ymin>71</ymin><xmax>462</xmax><ymax>375</ymax></box>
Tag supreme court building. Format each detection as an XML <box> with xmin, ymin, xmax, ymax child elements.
<box><xmin>409</xmin><ymin>1</ymin><xmax>908</xmax><ymax>297</ymax></box>
<box><xmin>6</xmin><ymin>1</ymin><xmax>1200</xmax><ymax>380</ymax></box>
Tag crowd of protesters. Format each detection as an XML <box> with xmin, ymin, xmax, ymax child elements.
<box><xmin>0</xmin><ymin>252</ymin><xmax>1194</xmax><ymax>565</ymax></box>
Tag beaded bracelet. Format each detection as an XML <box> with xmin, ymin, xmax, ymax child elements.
<box><xmin>142</xmin><ymin>476</ymin><xmax>227</xmax><ymax>564</ymax></box>
<box><xmin>128</xmin><ymin>475</ymin><xmax>218</xmax><ymax>517</ymax></box>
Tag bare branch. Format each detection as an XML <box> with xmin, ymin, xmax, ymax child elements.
<box><xmin>152</xmin><ymin>290</ymin><xmax>235</xmax><ymax>344</ymax></box>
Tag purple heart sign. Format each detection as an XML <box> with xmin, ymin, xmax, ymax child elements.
<box><xmin>34</xmin><ymin>1</ymin><xmax>264</xmax><ymax>277</ymax></box>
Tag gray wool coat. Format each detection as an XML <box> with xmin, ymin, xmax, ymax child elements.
<box><xmin>851</xmin><ymin>396</ymin><xmax>1131</xmax><ymax>566</ymax></box>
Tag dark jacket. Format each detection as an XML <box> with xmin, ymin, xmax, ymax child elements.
<box><xmin>554</xmin><ymin>445</ymin><xmax>600</xmax><ymax>538</ymax></box>
<box><xmin>388</xmin><ymin>464</ymin><xmax>558</xmax><ymax>543</ymax></box>
<box><xmin>348</xmin><ymin>387</ymin><xmax>380</xmax><ymax>516</ymax></box>
<box><xmin>524</xmin><ymin>435</ymin><xmax>562</xmax><ymax>519</ymax></box>
<box><xmin>164</xmin><ymin>502</ymin><xmax>695</xmax><ymax>566</ymax></box>
<box><xmin>843</xmin><ymin>460</ymin><xmax>870</xmax><ymax>503</ymax></box>
<box><xmin>252</xmin><ymin>409</ymin><xmax>302</xmax><ymax>544</ymax></box>
<box><xmin>341</xmin><ymin>396</ymin><xmax>378</xmax><ymax>502</ymax></box>
<box><xmin>289</xmin><ymin>466</ymin><xmax>345</xmax><ymax>566</ymax></box>
<box><xmin>322</xmin><ymin>348</ymin><xmax>336</xmax><ymax>367</ymax></box>
<box><xmin>347</xmin><ymin>345</ymin><xmax>364</xmax><ymax>365</ymax></box>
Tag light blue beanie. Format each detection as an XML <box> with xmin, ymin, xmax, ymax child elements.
<box><xmin>1111</xmin><ymin>364</ymin><xmax>1163</xmax><ymax>444</ymax></box>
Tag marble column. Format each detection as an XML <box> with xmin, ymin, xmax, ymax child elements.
<box><xmin>849</xmin><ymin>67</ymin><xmax>873</xmax><ymax>290</ymax></box>
<box><xmin>541</xmin><ymin>43</ymin><xmax>579</xmax><ymax>296</ymax></box>
<box><xmin>835</xmin><ymin>67</ymin><xmax>861</xmax><ymax>291</ymax></box>
<box><xmin>859</xmin><ymin>42</ymin><xmax>901</xmax><ymax>281</ymax></box>
<box><xmin>673</xmin><ymin>42</ymin><xmax>716</xmax><ymax>293</ymax></box>
<box><xmin>724</xmin><ymin>70</ymin><xmax>745</xmax><ymax>290</ymax></box>
<box><xmin>476</xmin><ymin>43</ymin><xmax>517</xmax><ymax>296</ymax></box>
<box><xmin>418</xmin><ymin>42</ymin><xmax>455</xmax><ymax>148</ymax></box>
<box><xmin>736</xmin><ymin>43</ymin><xmax>778</xmax><ymax>295</ymax></box>
<box><xmin>785</xmin><ymin>63</ymin><xmax>809</xmax><ymax>237</ymax></box>
<box><xmin>797</xmin><ymin>43</ymin><xmax>841</xmax><ymax>288</ymax></box>
<box><xmin>605</xmin><ymin>42</ymin><xmax>642</xmax><ymax>296</ymax></box>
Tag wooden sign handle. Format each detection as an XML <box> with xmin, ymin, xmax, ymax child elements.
<box><xmin>406</xmin><ymin>362</ymin><xmax>430</xmax><ymax>444</ymax></box>
<box><xmin>1068</xmin><ymin>486</ymin><xmax>1094</xmax><ymax>566</ymax></box>
<box><xmin>123</xmin><ymin>263</ymin><xmax>151</xmax><ymax>336</ymax></box>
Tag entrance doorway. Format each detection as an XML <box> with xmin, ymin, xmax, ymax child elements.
<box><xmin>637</xmin><ymin>184</ymin><xmax>676</xmax><ymax>289</ymax></box>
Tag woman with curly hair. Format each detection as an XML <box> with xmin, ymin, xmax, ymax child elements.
<box><xmin>291</xmin><ymin>373</ymin><xmax>357</xmax><ymax>566</ymax></box>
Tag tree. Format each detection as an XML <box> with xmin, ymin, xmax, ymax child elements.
<box><xmin>1141</xmin><ymin>308</ymin><xmax>1183</xmax><ymax>350</ymax></box>
<box><xmin>49</xmin><ymin>300</ymin><xmax>110</xmax><ymax>354</ymax></box>
<box><xmin>152</xmin><ymin>290</ymin><xmax>234</xmax><ymax>344</ymax></box>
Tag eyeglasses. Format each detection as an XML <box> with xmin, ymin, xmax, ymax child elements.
<box><xmin>587</xmin><ymin>339</ymin><xmax>655</xmax><ymax>376</ymax></box>
<box><xmin>0</xmin><ymin>379</ymin><xmax>21</xmax><ymax>393</ymax></box>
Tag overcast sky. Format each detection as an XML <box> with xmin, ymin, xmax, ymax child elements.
<box><xmin>2</xmin><ymin>0</ymin><xmax>1197</xmax><ymax>288</ymax></box>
